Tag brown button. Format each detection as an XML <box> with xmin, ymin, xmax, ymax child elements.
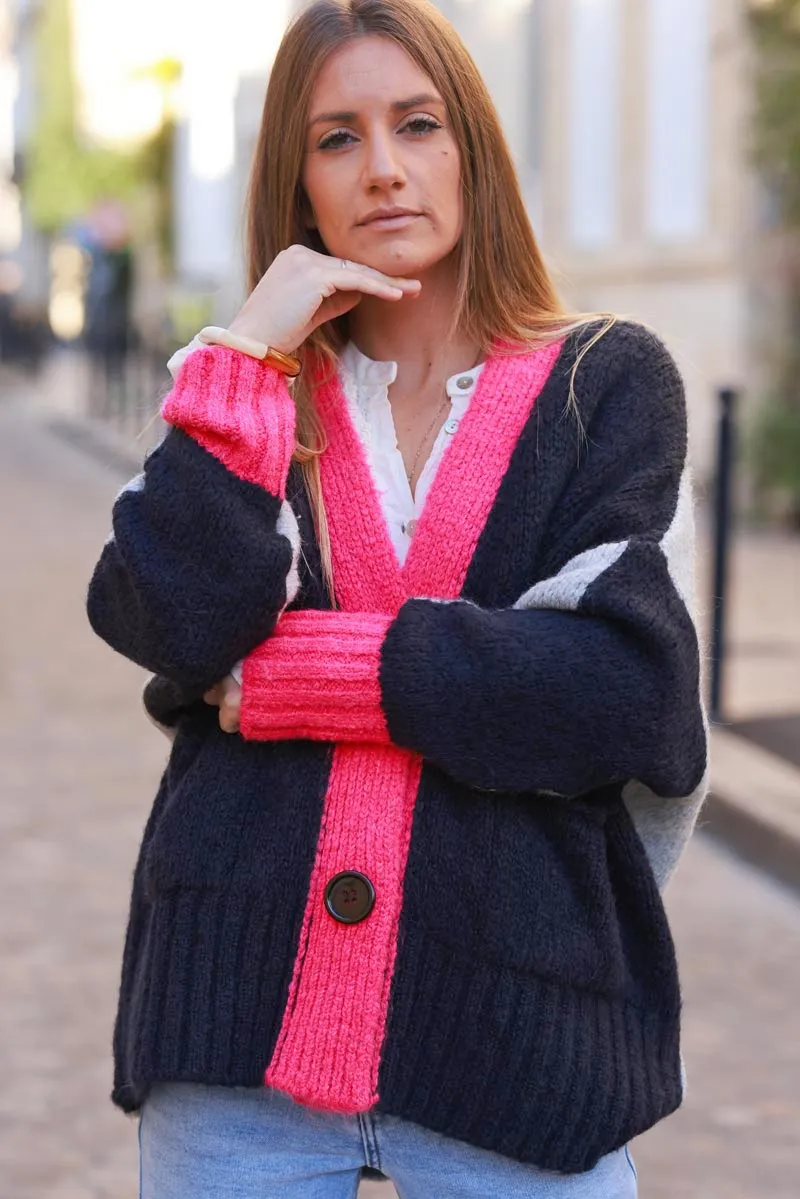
<box><xmin>324</xmin><ymin>871</ymin><xmax>375</xmax><ymax>924</ymax></box>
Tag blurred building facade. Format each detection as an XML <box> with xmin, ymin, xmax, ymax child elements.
<box><xmin>3</xmin><ymin>0</ymin><xmax>759</xmax><ymax>486</ymax></box>
<box><xmin>0</xmin><ymin>0</ymin><xmax>18</xmax><ymax>256</ymax></box>
<box><xmin>535</xmin><ymin>0</ymin><xmax>755</xmax><ymax>485</ymax></box>
<box><xmin>227</xmin><ymin>0</ymin><xmax>756</xmax><ymax>483</ymax></box>
<box><xmin>3</xmin><ymin>0</ymin><xmax>47</xmax><ymax>308</ymax></box>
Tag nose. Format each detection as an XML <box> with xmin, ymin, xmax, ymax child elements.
<box><xmin>363</xmin><ymin>126</ymin><xmax>406</xmax><ymax>192</ymax></box>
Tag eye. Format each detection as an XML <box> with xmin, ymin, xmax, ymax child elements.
<box><xmin>318</xmin><ymin>128</ymin><xmax>357</xmax><ymax>151</ymax></box>
<box><xmin>400</xmin><ymin>115</ymin><xmax>443</xmax><ymax>136</ymax></box>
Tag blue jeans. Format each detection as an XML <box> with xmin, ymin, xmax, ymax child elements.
<box><xmin>139</xmin><ymin>1082</ymin><xmax>638</xmax><ymax>1198</ymax></box>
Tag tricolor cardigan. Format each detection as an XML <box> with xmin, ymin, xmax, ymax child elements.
<box><xmin>86</xmin><ymin>319</ymin><xmax>708</xmax><ymax>1174</ymax></box>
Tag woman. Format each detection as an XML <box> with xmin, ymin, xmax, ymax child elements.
<box><xmin>86</xmin><ymin>1</ymin><xmax>708</xmax><ymax>1195</ymax></box>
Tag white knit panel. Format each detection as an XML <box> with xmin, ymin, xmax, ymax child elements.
<box><xmin>114</xmin><ymin>471</ymin><xmax>145</xmax><ymax>500</ymax></box>
<box><xmin>628</xmin><ymin>461</ymin><xmax>707</xmax><ymax>890</ymax></box>
<box><xmin>513</xmin><ymin>540</ymin><xmax>628</xmax><ymax>612</ymax></box>
<box><xmin>143</xmin><ymin>695</ymin><xmax>178</xmax><ymax>742</ymax></box>
<box><xmin>622</xmin><ymin>764</ymin><xmax>709</xmax><ymax>893</ymax></box>
<box><xmin>103</xmin><ymin>471</ymin><xmax>146</xmax><ymax>546</ymax></box>
<box><xmin>277</xmin><ymin>498</ymin><xmax>302</xmax><ymax>607</ymax></box>
<box><xmin>510</xmin><ymin>462</ymin><xmax>708</xmax><ymax>887</ymax></box>
<box><xmin>659</xmin><ymin>460</ymin><xmax>696</xmax><ymax>615</ymax></box>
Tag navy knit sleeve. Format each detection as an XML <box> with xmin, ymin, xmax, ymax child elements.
<box><xmin>379</xmin><ymin>328</ymin><xmax>708</xmax><ymax>799</ymax></box>
<box><xmin>85</xmin><ymin>427</ymin><xmax>300</xmax><ymax>692</ymax></box>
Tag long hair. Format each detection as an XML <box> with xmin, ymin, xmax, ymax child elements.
<box><xmin>246</xmin><ymin>0</ymin><xmax>615</xmax><ymax>602</ymax></box>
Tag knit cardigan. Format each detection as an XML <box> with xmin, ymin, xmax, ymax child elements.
<box><xmin>86</xmin><ymin>320</ymin><xmax>708</xmax><ymax>1174</ymax></box>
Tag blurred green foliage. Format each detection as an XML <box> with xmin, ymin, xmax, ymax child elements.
<box><xmin>23</xmin><ymin>0</ymin><xmax>177</xmax><ymax>270</ymax></box>
<box><xmin>751</xmin><ymin>0</ymin><xmax>800</xmax><ymax>225</ymax></box>
<box><xmin>750</xmin><ymin>302</ymin><xmax>800</xmax><ymax>505</ymax></box>
<box><xmin>24</xmin><ymin>0</ymin><xmax>137</xmax><ymax>230</ymax></box>
<box><xmin>751</xmin><ymin>398</ymin><xmax>800</xmax><ymax>491</ymax></box>
<box><xmin>165</xmin><ymin>291</ymin><xmax>215</xmax><ymax>350</ymax></box>
<box><xmin>749</xmin><ymin>0</ymin><xmax>800</xmax><ymax>522</ymax></box>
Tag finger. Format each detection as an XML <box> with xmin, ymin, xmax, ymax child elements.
<box><xmin>219</xmin><ymin>709</ymin><xmax>239</xmax><ymax>734</ymax></box>
<box><xmin>304</xmin><ymin>247</ymin><xmax>416</xmax><ymax>286</ymax></box>
<box><xmin>219</xmin><ymin>687</ymin><xmax>238</xmax><ymax>720</ymax></box>
<box><xmin>219</xmin><ymin>681</ymin><xmax>241</xmax><ymax>713</ymax></box>
<box><xmin>219</xmin><ymin>675</ymin><xmax>242</xmax><ymax>701</ymax></box>
<box><xmin>338</xmin><ymin>258</ymin><xmax>421</xmax><ymax>288</ymax></box>
<box><xmin>203</xmin><ymin>686</ymin><xmax>222</xmax><ymax>705</ymax></box>
<box><xmin>219</xmin><ymin>694</ymin><xmax>240</xmax><ymax>733</ymax></box>
<box><xmin>334</xmin><ymin>264</ymin><xmax>421</xmax><ymax>292</ymax></box>
<box><xmin>321</xmin><ymin>272</ymin><xmax>406</xmax><ymax>303</ymax></box>
<box><xmin>297</xmin><ymin>247</ymin><xmax>421</xmax><ymax>292</ymax></box>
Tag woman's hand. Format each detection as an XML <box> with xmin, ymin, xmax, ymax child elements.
<box><xmin>204</xmin><ymin>675</ymin><xmax>241</xmax><ymax>734</ymax></box>
<box><xmin>228</xmin><ymin>244</ymin><xmax>421</xmax><ymax>353</ymax></box>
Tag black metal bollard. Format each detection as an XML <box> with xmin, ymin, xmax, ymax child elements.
<box><xmin>708</xmin><ymin>387</ymin><xmax>738</xmax><ymax>724</ymax></box>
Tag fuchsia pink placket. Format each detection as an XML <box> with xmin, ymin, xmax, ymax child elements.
<box><xmin>263</xmin><ymin>340</ymin><xmax>563</xmax><ymax>1112</ymax></box>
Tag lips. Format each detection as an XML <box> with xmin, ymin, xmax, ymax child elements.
<box><xmin>359</xmin><ymin>208</ymin><xmax>421</xmax><ymax>226</ymax></box>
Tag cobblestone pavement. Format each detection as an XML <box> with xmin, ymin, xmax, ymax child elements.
<box><xmin>1</xmin><ymin>397</ymin><xmax>799</xmax><ymax>1198</ymax></box>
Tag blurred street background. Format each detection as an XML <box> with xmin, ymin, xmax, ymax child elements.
<box><xmin>1</xmin><ymin>1</ymin><xmax>799</xmax><ymax>1196</ymax></box>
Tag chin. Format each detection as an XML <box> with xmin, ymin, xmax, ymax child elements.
<box><xmin>361</xmin><ymin>240</ymin><xmax>449</xmax><ymax>278</ymax></box>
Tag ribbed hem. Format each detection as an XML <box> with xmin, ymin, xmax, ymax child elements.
<box><xmin>112</xmin><ymin>888</ymin><xmax>291</xmax><ymax>1113</ymax></box>
<box><xmin>160</xmin><ymin>344</ymin><xmax>295</xmax><ymax>498</ymax></box>
<box><xmin>376</xmin><ymin>922</ymin><xmax>683</xmax><ymax>1174</ymax></box>
<box><xmin>114</xmin><ymin>891</ymin><xmax>683</xmax><ymax>1173</ymax></box>
<box><xmin>240</xmin><ymin>610</ymin><xmax>392</xmax><ymax>743</ymax></box>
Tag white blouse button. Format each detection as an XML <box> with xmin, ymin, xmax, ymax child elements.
<box><xmin>404</xmin><ymin>518</ymin><xmax>419</xmax><ymax>537</ymax></box>
<box><xmin>444</xmin><ymin>417</ymin><xmax>460</xmax><ymax>435</ymax></box>
<box><xmin>456</xmin><ymin>375</ymin><xmax>473</xmax><ymax>390</ymax></box>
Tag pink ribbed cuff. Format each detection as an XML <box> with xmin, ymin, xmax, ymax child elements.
<box><xmin>160</xmin><ymin>344</ymin><xmax>296</xmax><ymax>498</ymax></box>
<box><xmin>239</xmin><ymin>610</ymin><xmax>393</xmax><ymax>744</ymax></box>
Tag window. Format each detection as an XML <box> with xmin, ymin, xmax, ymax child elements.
<box><xmin>646</xmin><ymin>0</ymin><xmax>709</xmax><ymax>241</ymax></box>
<box><xmin>568</xmin><ymin>0</ymin><xmax>621</xmax><ymax>248</ymax></box>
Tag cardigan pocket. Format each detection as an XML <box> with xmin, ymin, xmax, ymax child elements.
<box><xmin>140</xmin><ymin>733</ymin><xmax>333</xmax><ymax>902</ymax></box>
<box><xmin>141</xmin><ymin>725</ymin><xmax>249</xmax><ymax>896</ymax></box>
<box><xmin>477</xmin><ymin>791</ymin><xmax>627</xmax><ymax>995</ymax></box>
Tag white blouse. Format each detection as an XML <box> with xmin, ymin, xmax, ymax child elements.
<box><xmin>337</xmin><ymin>341</ymin><xmax>484</xmax><ymax>565</ymax></box>
<box><xmin>169</xmin><ymin>337</ymin><xmax>485</xmax><ymax>568</ymax></box>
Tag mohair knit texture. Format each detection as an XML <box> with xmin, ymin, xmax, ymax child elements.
<box><xmin>86</xmin><ymin>322</ymin><xmax>708</xmax><ymax>1174</ymax></box>
<box><xmin>240</xmin><ymin>610</ymin><xmax>393</xmax><ymax>743</ymax></box>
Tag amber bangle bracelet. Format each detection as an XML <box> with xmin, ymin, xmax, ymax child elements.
<box><xmin>197</xmin><ymin>326</ymin><xmax>302</xmax><ymax>377</ymax></box>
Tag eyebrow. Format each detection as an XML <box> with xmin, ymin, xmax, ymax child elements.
<box><xmin>309</xmin><ymin>94</ymin><xmax>444</xmax><ymax>126</ymax></box>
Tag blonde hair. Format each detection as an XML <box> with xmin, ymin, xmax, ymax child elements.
<box><xmin>246</xmin><ymin>0</ymin><xmax>614</xmax><ymax>603</ymax></box>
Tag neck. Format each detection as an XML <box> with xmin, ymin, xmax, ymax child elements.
<box><xmin>348</xmin><ymin>253</ymin><xmax>482</xmax><ymax>389</ymax></box>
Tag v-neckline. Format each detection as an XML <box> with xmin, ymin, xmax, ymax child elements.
<box><xmin>313</xmin><ymin>338</ymin><xmax>564</xmax><ymax>614</ymax></box>
<box><xmin>338</xmin><ymin>340</ymin><xmax>485</xmax><ymax>534</ymax></box>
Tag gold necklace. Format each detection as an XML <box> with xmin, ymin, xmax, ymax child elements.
<box><xmin>405</xmin><ymin>390</ymin><xmax>451</xmax><ymax>489</ymax></box>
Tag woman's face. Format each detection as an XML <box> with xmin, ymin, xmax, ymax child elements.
<box><xmin>302</xmin><ymin>36</ymin><xmax>463</xmax><ymax>277</ymax></box>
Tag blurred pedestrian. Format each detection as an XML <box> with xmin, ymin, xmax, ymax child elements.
<box><xmin>86</xmin><ymin>2</ymin><xmax>708</xmax><ymax>1196</ymax></box>
<box><xmin>0</xmin><ymin>258</ymin><xmax>49</xmax><ymax>369</ymax></box>
<box><xmin>81</xmin><ymin>199</ymin><xmax>133</xmax><ymax>417</ymax></box>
